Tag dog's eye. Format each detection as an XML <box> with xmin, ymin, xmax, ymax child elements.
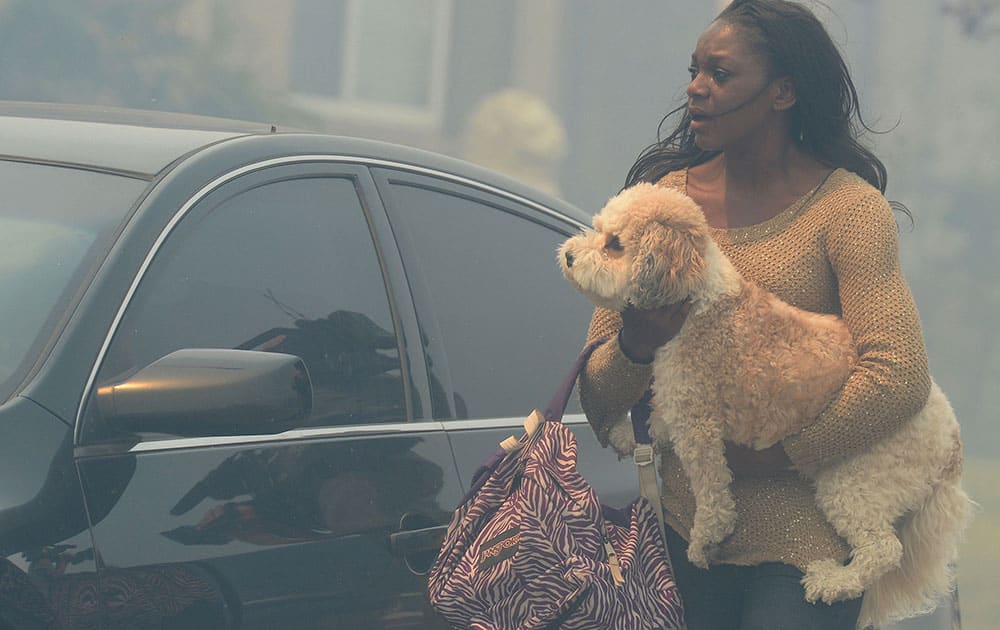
<box><xmin>605</xmin><ymin>235</ymin><xmax>624</xmax><ymax>251</ymax></box>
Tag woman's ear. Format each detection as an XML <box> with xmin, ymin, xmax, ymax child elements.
<box><xmin>631</xmin><ymin>222</ymin><xmax>705</xmax><ymax>309</ymax></box>
<box><xmin>772</xmin><ymin>76</ymin><xmax>797</xmax><ymax>112</ymax></box>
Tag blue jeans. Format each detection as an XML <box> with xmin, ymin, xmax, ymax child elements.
<box><xmin>666</xmin><ymin>526</ymin><xmax>863</xmax><ymax>630</ymax></box>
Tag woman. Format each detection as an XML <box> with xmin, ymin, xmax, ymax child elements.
<box><xmin>578</xmin><ymin>1</ymin><xmax>931</xmax><ymax>628</ymax></box>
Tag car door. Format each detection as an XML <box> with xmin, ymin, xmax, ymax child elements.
<box><xmin>1</xmin><ymin>160</ymin><xmax>151</xmax><ymax>630</ymax></box>
<box><xmin>374</xmin><ymin>169</ymin><xmax>640</xmax><ymax>507</ymax></box>
<box><xmin>75</xmin><ymin>162</ymin><xmax>461</xmax><ymax>629</ymax></box>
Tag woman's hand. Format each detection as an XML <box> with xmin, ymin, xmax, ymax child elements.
<box><xmin>725</xmin><ymin>442</ymin><xmax>793</xmax><ymax>477</ymax></box>
<box><xmin>618</xmin><ymin>301</ymin><xmax>691</xmax><ymax>363</ymax></box>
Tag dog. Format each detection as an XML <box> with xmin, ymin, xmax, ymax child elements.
<box><xmin>559</xmin><ymin>182</ymin><xmax>972</xmax><ymax>628</ymax></box>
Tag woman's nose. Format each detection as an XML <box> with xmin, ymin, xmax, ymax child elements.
<box><xmin>687</xmin><ymin>75</ymin><xmax>708</xmax><ymax>99</ymax></box>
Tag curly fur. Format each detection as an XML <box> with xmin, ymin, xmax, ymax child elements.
<box><xmin>559</xmin><ymin>183</ymin><xmax>973</xmax><ymax>628</ymax></box>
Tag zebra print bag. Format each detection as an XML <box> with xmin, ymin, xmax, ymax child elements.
<box><xmin>427</xmin><ymin>341</ymin><xmax>684</xmax><ymax>629</ymax></box>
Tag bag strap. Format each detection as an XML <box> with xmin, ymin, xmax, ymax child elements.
<box><xmin>630</xmin><ymin>387</ymin><xmax>654</xmax><ymax>445</ymax></box>
<box><xmin>630</xmin><ymin>386</ymin><xmax>669</xmax><ymax>552</ymax></box>
<box><xmin>489</xmin><ymin>338</ymin><xmax>672</xmax><ymax>560</ymax></box>
<box><xmin>543</xmin><ymin>337</ymin><xmax>608</xmax><ymax>423</ymax></box>
<box><xmin>464</xmin><ymin>337</ymin><xmax>606</xmax><ymax>505</ymax></box>
<box><xmin>498</xmin><ymin>337</ymin><xmax>608</xmax><ymax>454</ymax></box>
<box><xmin>468</xmin><ymin>337</ymin><xmax>609</xmax><ymax>507</ymax></box>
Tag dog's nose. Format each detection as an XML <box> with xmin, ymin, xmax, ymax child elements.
<box><xmin>565</xmin><ymin>251</ymin><xmax>575</xmax><ymax>268</ymax></box>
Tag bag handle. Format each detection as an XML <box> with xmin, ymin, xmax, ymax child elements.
<box><xmin>498</xmin><ymin>338</ymin><xmax>608</xmax><ymax>454</ymax></box>
<box><xmin>521</xmin><ymin>338</ymin><xmax>670</xmax><ymax>558</ymax></box>
<box><xmin>467</xmin><ymin>339</ymin><xmax>610</xmax><ymax>504</ymax></box>
<box><xmin>543</xmin><ymin>337</ymin><xmax>608</xmax><ymax>423</ymax></box>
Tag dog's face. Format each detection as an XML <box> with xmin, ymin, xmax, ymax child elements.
<box><xmin>558</xmin><ymin>183</ymin><xmax>710</xmax><ymax>310</ymax></box>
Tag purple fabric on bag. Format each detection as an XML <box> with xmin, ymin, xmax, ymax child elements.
<box><xmin>427</xmin><ymin>341</ymin><xmax>684</xmax><ymax>629</ymax></box>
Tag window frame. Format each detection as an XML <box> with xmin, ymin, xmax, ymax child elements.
<box><xmin>75</xmin><ymin>160</ymin><xmax>428</xmax><ymax>445</ymax></box>
<box><xmin>371</xmin><ymin>166</ymin><xmax>587</xmax><ymax>421</ymax></box>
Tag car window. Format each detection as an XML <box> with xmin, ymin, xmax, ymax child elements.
<box><xmin>0</xmin><ymin>161</ymin><xmax>145</xmax><ymax>402</ymax></box>
<box><xmin>381</xmin><ymin>174</ymin><xmax>592</xmax><ymax>420</ymax></box>
<box><xmin>90</xmin><ymin>175</ymin><xmax>406</xmax><ymax>435</ymax></box>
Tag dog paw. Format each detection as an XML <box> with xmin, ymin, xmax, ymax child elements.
<box><xmin>717</xmin><ymin>509</ymin><xmax>737</xmax><ymax>540</ymax></box>
<box><xmin>686</xmin><ymin>537</ymin><xmax>717</xmax><ymax>570</ymax></box>
<box><xmin>686</xmin><ymin>546</ymin><xmax>709</xmax><ymax>570</ymax></box>
<box><xmin>606</xmin><ymin>418</ymin><xmax>638</xmax><ymax>456</ymax></box>
<box><xmin>801</xmin><ymin>559</ymin><xmax>864</xmax><ymax>604</ymax></box>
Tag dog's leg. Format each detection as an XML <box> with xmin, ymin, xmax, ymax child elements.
<box><xmin>803</xmin><ymin>393</ymin><xmax>956</xmax><ymax>606</ymax></box>
<box><xmin>858</xmin><ymin>476</ymin><xmax>972</xmax><ymax>629</ymax></box>
<box><xmin>802</xmin><ymin>472</ymin><xmax>904</xmax><ymax>605</ymax></box>
<box><xmin>670</xmin><ymin>417</ymin><xmax>736</xmax><ymax>569</ymax></box>
<box><xmin>802</xmin><ymin>521</ymin><xmax>901</xmax><ymax>605</ymax></box>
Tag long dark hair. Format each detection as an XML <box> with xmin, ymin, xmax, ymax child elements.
<box><xmin>625</xmin><ymin>0</ymin><xmax>899</xmax><ymax>205</ymax></box>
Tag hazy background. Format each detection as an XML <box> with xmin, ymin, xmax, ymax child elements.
<box><xmin>1</xmin><ymin>0</ymin><xmax>996</xmax><ymax>626</ymax></box>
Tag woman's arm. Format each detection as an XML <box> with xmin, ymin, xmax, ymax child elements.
<box><xmin>578</xmin><ymin>303</ymin><xmax>689</xmax><ymax>452</ymax></box>
<box><xmin>782</xmin><ymin>190</ymin><xmax>931</xmax><ymax>475</ymax></box>
<box><xmin>578</xmin><ymin>307</ymin><xmax>652</xmax><ymax>451</ymax></box>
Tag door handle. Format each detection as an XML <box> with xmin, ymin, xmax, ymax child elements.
<box><xmin>388</xmin><ymin>524</ymin><xmax>448</xmax><ymax>557</ymax></box>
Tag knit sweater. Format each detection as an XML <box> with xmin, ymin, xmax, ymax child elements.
<box><xmin>579</xmin><ymin>167</ymin><xmax>931</xmax><ymax>571</ymax></box>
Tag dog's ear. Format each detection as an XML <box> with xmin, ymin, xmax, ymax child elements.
<box><xmin>631</xmin><ymin>221</ymin><xmax>706</xmax><ymax>308</ymax></box>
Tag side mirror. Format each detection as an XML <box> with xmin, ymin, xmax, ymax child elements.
<box><xmin>95</xmin><ymin>349</ymin><xmax>312</xmax><ymax>437</ymax></box>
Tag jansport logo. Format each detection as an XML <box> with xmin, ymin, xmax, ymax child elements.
<box><xmin>478</xmin><ymin>526</ymin><xmax>520</xmax><ymax>569</ymax></box>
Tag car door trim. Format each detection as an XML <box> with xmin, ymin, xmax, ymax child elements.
<box><xmin>116</xmin><ymin>420</ymin><xmax>452</xmax><ymax>454</ymax></box>
<box><xmin>441</xmin><ymin>413</ymin><xmax>589</xmax><ymax>432</ymax></box>
<box><xmin>73</xmin><ymin>421</ymin><xmax>452</xmax><ymax>457</ymax></box>
<box><xmin>75</xmin><ymin>413</ymin><xmax>590</xmax><ymax>456</ymax></box>
<box><xmin>75</xmin><ymin>154</ymin><xmax>586</xmax><ymax>444</ymax></box>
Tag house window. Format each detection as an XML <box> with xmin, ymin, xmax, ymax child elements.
<box><xmin>290</xmin><ymin>0</ymin><xmax>453</xmax><ymax>127</ymax></box>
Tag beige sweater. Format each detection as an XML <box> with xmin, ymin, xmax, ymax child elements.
<box><xmin>579</xmin><ymin>168</ymin><xmax>931</xmax><ymax>571</ymax></box>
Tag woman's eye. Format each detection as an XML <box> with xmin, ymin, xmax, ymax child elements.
<box><xmin>606</xmin><ymin>235</ymin><xmax>623</xmax><ymax>251</ymax></box>
<box><xmin>712</xmin><ymin>69</ymin><xmax>731</xmax><ymax>83</ymax></box>
<box><xmin>689</xmin><ymin>65</ymin><xmax>730</xmax><ymax>83</ymax></box>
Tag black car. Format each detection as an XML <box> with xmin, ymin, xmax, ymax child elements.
<box><xmin>0</xmin><ymin>103</ymin><xmax>640</xmax><ymax>628</ymax></box>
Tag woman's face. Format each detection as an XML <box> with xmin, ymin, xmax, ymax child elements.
<box><xmin>686</xmin><ymin>21</ymin><xmax>785</xmax><ymax>152</ymax></box>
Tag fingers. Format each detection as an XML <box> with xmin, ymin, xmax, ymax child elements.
<box><xmin>622</xmin><ymin>299</ymin><xmax>690</xmax><ymax>328</ymax></box>
<box><xmin>619</xmin><ymin>299</ymin><xmax>692</xmax><ymax>359</ymax></box>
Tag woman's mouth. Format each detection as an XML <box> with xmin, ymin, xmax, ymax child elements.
<box><xmin>689</xmin><ymin>110</ymin><xmax>712</xmax><ymax>129</ymax></box>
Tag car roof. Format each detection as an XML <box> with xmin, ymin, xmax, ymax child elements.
<box><xmin>0</xmin><ymin>101</ymin><xmax>268</xmax><ymax>177</ymax></box>
<box><xmin>0</xmin><ymin>101</ymin><xmax>589</xmax><ymax>223</ymax></box>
